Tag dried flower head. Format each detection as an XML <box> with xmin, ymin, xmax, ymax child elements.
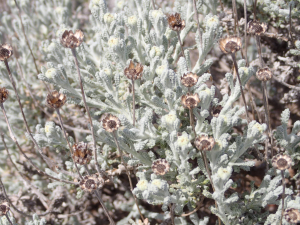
<box><xmin>80</xmin><ymin>173</ymin><xmax>104</xmax><ymax>192</ymax></box>
<box><xmin>219</xmin><ymin>36</ymin><xmax>242</xmax><ymax>54</ymax></box>
<box><xmin>181</xmin><ymin>72</ymin><xmax>199</xmax><ymax>87</ymax></box>
<box><xmin>181</xmin><ymin>93</ymin><xmax>200</xmax><ymax>109</ymax></box>
<box><xmin>167</xmin><ymin>13</ymin><xmax>185</xmax><ymax>31</ymax></box>
<box><xmin>0</xmin><ymin>87</ymin><xmax>9</xmax><ymax>103</ymax></box>
<box><xmin>194</xmin><ymin>135</ymin><xmax>215</xmax><ymax>151</ymax></box>
<box><xmin>60</xmin><ymin>30</ymin><xmax>84</xmax><ymax>48</ymax></box>
<box><xmin>0</xmin><ymin>44</ymin><xmax>13</xmax><ymax>61</ymax></box>
<box><xmin>272</xmin><ymin>154</ymin><xmax>292</xmax><ymax>170</ymax></box>
<box><xmin>0</xmin><ymin>202</ymin><xmax>9</xmax><ymax>216</ymax></box>
<box><xmin>247</xmin><ymin>20</ymin><xmax>267</xmax><ymax>35</ymax></box>
<box><xmin>124</xmin><ymin>60</ymin><xmax>143</xmax><ymax>80</ymax></box>
<box><xmin>102</xmin><ymin>114</ymin><xmax>121</xmax><ymax>132</ymax></box>
<box><xmin>152</xmin><ymin>159</ymin><xmax>170</xmax><ymax>175</ymax></box>
<box><xmin>211</xmin><ymin>105</ymin><xmax>223</xmax><ymax>117</ymax></box>
<box><xmin>284</xmin><ymin>208</ymin><xmax>300</xmax><ymax>223</ymax></box>
<box><xmin>256</xmin><ymin>67</ymin><xmax>272</xmax><ymax>81</ymax></box>
<box><xmin>46</xmin><ymin>90</ymin><xmax>67</xmax><ymax>109</ymax></box>
<box><xmin>72</xmin><ymin>142</ymin><xmax>92</xmax><ymax>165</ymax></box>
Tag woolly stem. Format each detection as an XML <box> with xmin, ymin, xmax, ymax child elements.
<box><xmin>112</xmin><ymin>131</ymin><xmax>145</xmax><ymax>222</ymax></box>
<box><xmin>230</xmin><ymin>53</ymin><xmax>249</xmax><ymax>122</ymax></box>
<box><xmin>193</xmin><ymin>0</ymin><xmax>202</xmax><ymax>49</ymax></box>
<box><xmin>176</xmin><ymin>30</ymin><xmax>186</xmax><ymax>60</ymax></box>
<box><xmin>132</xmin><ymin>79</ymin><xmax>136</xmax><ymax>126</ymax></box>
<box><xmin>280</xmin><ymin>170</ymin><xmax>286</xmax><ymax>225</ymax></box>
<box><xmin>71</xmin><ymin>48</ymin><xmax>103</xmax><ymax>176</ymax></box>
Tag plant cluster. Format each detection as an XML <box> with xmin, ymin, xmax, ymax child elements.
<box><xmin>0</xmin><ymin>0</ymin><xmax>300</xmax><ymax>224</ymax></box>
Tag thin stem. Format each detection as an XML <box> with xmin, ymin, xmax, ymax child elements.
<box><xmin>232</xmin><ymin>0</ymin><xmax>239</xmax><ymax>36</ymax></box>
<box><xmin>263</xmin><ymin>81</ymin><xmax>274</xmax><ymax>157</ymax></box>
<box><xmin>246</xmin><ymin>84</ymin><xmax>262</xmax><ymax>123</ymax></box>
<box><xmin>132</xmin><ymin>79</ymin><xmax>136</xmax><ymax>126</ymax></box>
<box><xmin>253</xmin><ymin>0</ymin><xmax>258</xmax><ymax>20</ymax></box>
<box><xmin>56</xmin><ymin>109</ymin><xmax>83</xmax><ymax>180</ymax></box>
<box><xmin>112</xmin><ymin>131</ymin><xmax>145</xmax><ymax>221</ymax></box>
<box><xmin>189</xmin><ymin>109</ymin><xmax>196</xmax><ymax>135</ymax></box>
<box><xmin>13</xmin><ymin>0</ymin><xmax>50</xmax><ymax>92</ymax></box>
<box><xmin>230</xmin><ymin>54</ymin><xmax>249</xmax><ymax>122</ymax></box>
<box><xmin>193</xmin><ymin>0</ymin><xmax>202</xmax><ymax>49</ymax></box>
<box><xmin>71</xmin><ymin>48</ymin><xmax>102</xmax><ymax>176</ymax></box>
<box><xmin>280</xmin><ymin>170</ymin><xmax>286</xmax><ymax>225</ymax></box>
<box><xmin>3</xmin><ymin>59</ymin><xmax>54</xmax><ymax>168</ymax></box>
<box><xmin>289</xmin><ymin>3</ymin><xmax>295</xmax><ymax>48</ymax></box>
<box><xmin>180</xmin><ymin>196</ymin><xmax>204</xmax><ymax>217</ymax></box>
<box><xmin>151</xmin><ymin>0</ymin><xmax>156</xmax><ymax>9</ymax></box>
<box><xmin>176</xmin><ymin>31</ymin><xmax>186</xmax><ymax>60</ymax></box>
<box><xmin>5</xmin><ymin>214</ymin><xmax>13</xmax><ymax>225</ymax></box>
<box><xmin>0</xmin><ymin>103</ymin><xmax>76</xmax><ymax>185</ymax></box>
<box><xmin>169</xmin><ymin>204</ymin><xmax>175</xmax><ymax>225</ymax></box>
<box><xmin>243</xmin><ymin>0</ymin><xmax>248</xmax><ymax>65</ymax></box>
<box><xmin>255</xmin><ymin>36</ymin><xmax>264</xmax><ymax>67</ymax></box>
<box><xmin>94</xmin><ymin>190</ymin><xmax>116</xmax><ymax>225</ymax></box>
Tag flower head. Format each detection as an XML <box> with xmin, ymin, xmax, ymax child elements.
<box><xmin>181</xmin><ymin>72</ymin><xmax>199</xmax><ymax>87</ymax></box>
<box><xmin>46</xmin><ymin>90</ymin><xmax>67</xmax><ymax>109</ymax></box>
<box><xmin>247</xmin><ymin>20</ymin><xmax>267</xmax><ymax>35</ymax></box>
<box><xmin>217</xmin><ymin>166</ymin><xmax>232</xmax><ymax>180</ymax></box>
<box><xmin>0</xmin><ymin>44</ymin><xmax>13</xmax><ymax>61</ymax></box>
<box><xmin>284</xmin><ymin>208</ymin><xmax>300</xmax><ymax>223</ymax></box>
<box><xmin>194</xmin><ymin>135</ymin><xmax>215</xmax><ymax>151</ymax></box>
<box><xmin>0</xmin><ymin>202</ymin><xmax>9</xmax><ymax>216</ymax></box>
<box><xmin>256</xmin><ymin>67</ymin><xmax>272</xmax><ymax>81</ymax></box>
<box><xmin>181</xmin><ymin>93</ymin><xmax>200</xmax><ymax>109</ymax></box>
<box><xmin>167</xmin><ymin>13</ymin><xmax>185</xmax><ymax>31</ymax></box>
<box><xmin>124</xmin><ymin>60</ymin><xmax>143</xmax><ymax>80</ymax></box>
<box><xmin>219</xmin><ymin>36</ymin><xmax>242</xmax><ymax>54</ymax></box>
<box><xmin>211</xmin><ymin>105</ymin><xmax>223</xmax><ymax>117</ymax></box>
<box><xmin>72</xmin><ymin>142</ymin><xmax>92</xmax><ymax>165</ymax></box>
<box><xmin>152</xmin><ymin>159</ymin><xmax>170</xmax><ymax>175</ymax></box>
<box><xmin>0</xmin><ymin>87</ymin><xmax>9</xmax><ymax>103</ymax></box>
<box><xmin>136</xmin><ymin>180</ymin><xmax>148</xmax><ymax>191</ymax></box>
<box><xmin>102</xmin><ymin>114</ymin><xmax>121</xmax><ymax>132</ymax></box>
<box><xmin>80</xmin><ymin>173</ymin><xmax>104</xmax><ymax>192</ymax></box>
<box><xmin>60</xmin><ymin>30</ymin><xmax>84</xmax><ymax>49</ymax></box>
<box><xmin>272</xmin><ymin>154</ymin><xmax>292</xmax><ymax>170</ymax></box>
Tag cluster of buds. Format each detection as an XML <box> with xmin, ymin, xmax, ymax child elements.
<box><xmin>219</xmin><ymin>36</ymin><xmax>242</xmax><ymax>54</ymax></box>
<box><xmin>167</xmin><ymin>13</ymin><xmax>185</xmax><ymax>31</ymax></box>
<box><xmin>46</xmin><ymin>90</ymin><xmax>67</xmax><ymax>109</ymax></box>
<box><xmin>272</xmin><ymin>154</ymin><xmax>292</xmax><ymax>170</ymax></box>
<box><xmin>60</xmin><ymin>30</ymin><xmax>84</xmax><ymax>49</ymax></box>
<box><xmin>102</xmin><ymin>114</ymin><xmax>121</xmax><ymax>133</ymax></box>
<box><xmin>194</xmin><ymin>135</ymin><xmax>215</xmax><ymax>151</ymax></box>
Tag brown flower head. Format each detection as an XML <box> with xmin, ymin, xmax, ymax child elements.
<box><xmin>102</xmin><ymin>114</ymin><xmax>121</xmax><ymax>132</ymax></box>
<box><xmin>152</xmin><ymin>159</ymin><xmax>170</xmax><ymax>175</ymax></box>
<box><xmin>124</xmin><ymin>60</ymin><xmax>143</xmax><ymax>80</ymax></box>
<box><xmin>60</xmin><ymin>30</ymin><xmax>84</xmax><ymax>48</ymax></box>
<box><xmin>46</xmin><ymin>90</ymin><xmax>67</xmax><ymax>109</ymax></box>
<box><xmin>0</xmin><ymin>87</ymin><xmax>9</xmax><ymax>103</ymax></box>
<box><xmin>194</xmin><ymin>135</ymin><xmax>215</xmax><ymax>151</ymax></box>
<box><xmin>211</xmin><ymin>105</ymin><xmax>223</xmax><ymax>117</ymax></box>
<box><xmin>80</xmin><ymin>173</ymin><xmax>104</xmax><ymax>192</ymax></box>
<box><xmin>181</xmin><ymin>93</ymin><xmax>200</xmax><ymax>109</ymax></box>
<box><xmin>181</xmin><ymin>72</ymin><xmax>199</xmax><ymax>87</ymax></box>
<box><xmin>167</xmin><ymin>13</ymin><xmax>185</xmax><ymax>31</ymax></box>
<box><xmin>72</xmin><ymin>142</ymin><xmax>92</xmax><ymax>165</ymax></box>
<box><xmin>0</xmin><ymin>202</ymin><xmax>9</xmax><ymax>216</ymax></box>
<box><xmin>284</xmin><ymin>208</ymin><xmax>300</xmax><ymax>223</ymax></box>
<box><xmin>272</xmin><ymin>154</ymin><xmax>292</xmax><ymax>170</ymax></box>
<box><xmin>256</xmin><ymin>67</ymin><xmax>272</xmax><ymax>81</ymax></box>
<box><xmin>247</xmin><ymin>20</ymin><xmax>267</xmax><ymax>35</ymax></box>
<box><xmin>219</xmin><ymin>36</ymin><xmax>242</xmax><ymax>54</ymax></box>
<box><xmin>0</xmin><ymin>44</ymin><xmax>13</xmax><ymax>61</ymax></box>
